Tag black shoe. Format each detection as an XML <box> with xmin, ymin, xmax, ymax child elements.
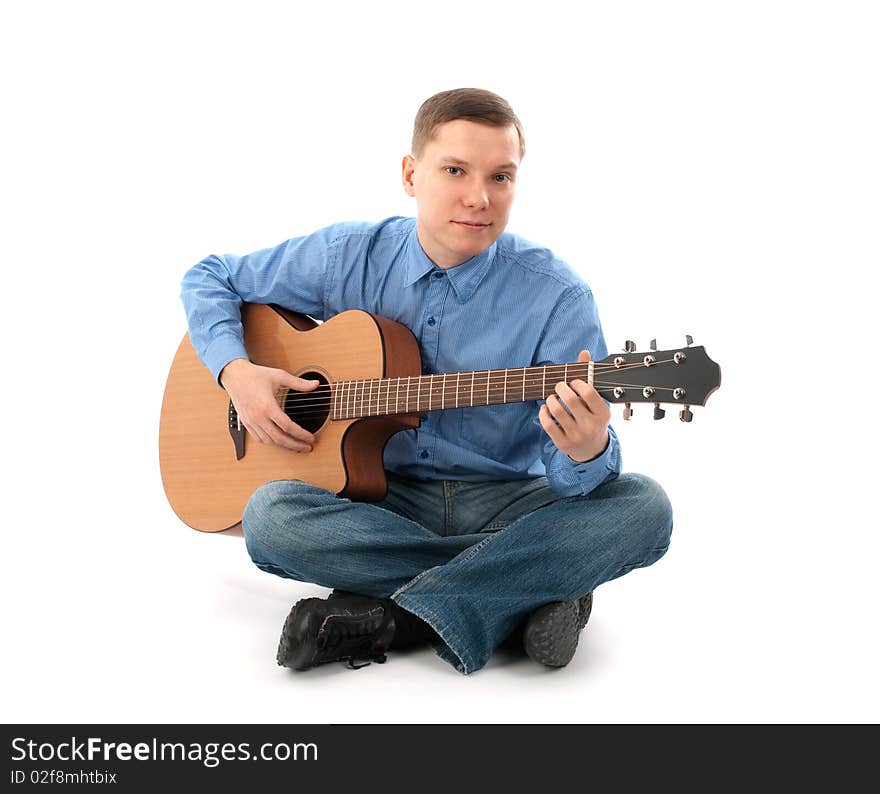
<box><xmin>522</xmin><ymin>592</ymin><xmax>593</xmax><ymax>668</ymax></box>
<box><xmin>276</xmin><ymin>594</ymin><xmax>396</xmax><ymax>670</ymax></box>
<box><xmin>329</xmin><ymin>589</ymin><xmax>437</xmax><ymax>649</ymax></box>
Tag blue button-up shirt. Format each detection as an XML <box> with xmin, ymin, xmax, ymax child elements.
<box><xmin>181</xmin><ymin>216</ymin><xmax>621</xmax><ymax>497</ymax></box>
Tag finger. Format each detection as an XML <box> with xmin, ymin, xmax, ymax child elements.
<box><xmin>263</xmin><ymin>420</ymin><xmax>313</xmax><ymax>452</ymax></box>
<box><xmin>577</xmin><ymin>349</ymin><xmax>591</xmax><ymax>364</ymax></box>
<box><xmin>243</xmin><ymin>420</ymin><xmax>272</xmax><ymax>447</ymax></box>
<box><xmin>554</xmin><ymin>381</ymin><xmax>591</xmax><ymax>422</ymax></box>
<box><xmin>282</xmin><ymin>371</ymin><xmax>320</xmax><ymax>391</ymax></box>
<box><xmin>243</xmin><ymin>404</ymin><xmax>313</xmax><ymax>451</ymax></box>
<box><xmin>538</xmin><ymin>404</ymin><xmax>565</xmax><ymax>443</ymax></box>
<box><xmin>269</xmin><ymin>404</ymin><xmax>316</xmax><ymax>444</ymax></box>
<box><xmin>568</xmin><ymin>379</ymin><xmax>608</xmax><ymax>415</ymax></box>
<box><xmin>546</xmin><ymin>393</ymin><xmax>576</xmax><ymax>432</ymax></box>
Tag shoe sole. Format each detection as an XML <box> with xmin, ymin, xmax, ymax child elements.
<box><xmin>523</xmin><ymin>591</ymin><xmax>593</xmax><ymax>668</ymax></box>
<box><xmin>577</xmin><ymin>592</ymin><xmax>593</xmax><ymax>631</ymax></box>
<box><xmin>523</xmin><ymin>600</ymin><xmax>579</xmax><ymax>667</ymax></box>
<box><xmin>277</xmin><ymin>598</ymin><xmax>322</xmax><ymax>670</ymax></box>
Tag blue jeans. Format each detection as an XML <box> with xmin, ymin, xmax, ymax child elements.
<box><xmin>242</xmin><ymin>471</ymin><xmax>673</xmax><ymax>674</ymax></box>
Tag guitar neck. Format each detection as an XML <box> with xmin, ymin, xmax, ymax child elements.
<box><xmin>330</xmin><ymin>364</ymin><xmax>592</xmax><ymax>420</ymax></box>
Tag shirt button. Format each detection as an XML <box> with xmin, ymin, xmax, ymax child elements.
<box><xmin>427</xmin><ymin>317</ymin><xmax>436</xmax><ymax>326</ymax></box>
<box><xmin>433</xmin><ymin>271</ymin><xmax>443</xmax><ymax>279</ymax></box>
<box><xmin>419</xmin><ymin>450</ymin><xmax>429</xmax><ymax>459</ymax></box>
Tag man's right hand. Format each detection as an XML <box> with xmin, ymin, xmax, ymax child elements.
<box><xmin>219</xmin><ymin>358</ymin><xmax>318</xmax><ymax>452</ymax></box>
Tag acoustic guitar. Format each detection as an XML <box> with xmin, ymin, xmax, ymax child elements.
<box><xmin>159</xmin><ymin>303</ymin><xmax>721</xmax><ymax>533</ymax></box>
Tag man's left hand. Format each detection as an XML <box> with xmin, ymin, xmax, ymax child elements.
<box><xmin>538</xmin><ymin>349</ymin><xmax>611</xmax><ymax>463</ymax></box>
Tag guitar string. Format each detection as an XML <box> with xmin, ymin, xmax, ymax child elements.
<box><xmin>257</xmin><ymin>363</ymin><xmax>689</xmax><ymax>421</ymax></box>
<box><xmin>264</xmin><ymin>358</ymin><xmax>680</xmax><ymax>414</ymax></box>
<box><xmin>268</xmin><ymin>359</ymin><xmax>674</xmax><ymax>408</ymax></box>
<box><xmin>270</xmin><ymin>367</ymin><xmax>683</xmax><ymax>418</ymax></box>
<box><xmin>273</xmin><ymin>387</ymin><xmax>685</xmax><ymax>422</ymax></box>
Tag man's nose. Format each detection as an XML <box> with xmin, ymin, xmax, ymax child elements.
<box><xmin>462</xmin><ymin>180</ymin><xmax>489</xmax><ymax>208</ymax></box>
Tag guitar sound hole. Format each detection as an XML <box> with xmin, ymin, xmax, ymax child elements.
<box><xmin>282</xmin><ymin>371</ymin><xmax>330</xmax><ymax>433</ymax></box>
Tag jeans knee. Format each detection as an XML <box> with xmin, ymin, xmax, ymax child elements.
<box><xmin>241</xmin><ymin>479</ymin><xmax>318</xmax><ymax>563</ymax></box>
<box><xmin>623</xmin><ymin>473</ymin><xmax>674</xmax><ymax>556</ymax></box>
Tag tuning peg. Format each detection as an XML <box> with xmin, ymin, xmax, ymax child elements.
<box><xmin>653</xmin><ymin>403</ymin><xmax>665</xmax><ymax>420</ymax></box>
<box><xmin>679</xmin><ymin>405</ymin><xmax>693</xmax><ymax>422</ymax></box>
<box><xmin>685</xmin><ymin>334</ymin><xmax>693</xmax><ymax>347</ymax></box>
<box><xmin>623</xmin><ymin>402</ymin><xmax>633</xmax><ymax>420</ymax></box>
<box><xmin>649</xmin><ymin>339</ymin><xmax>657</xmax><ymax>351</ymax></box>
<box><xmin>624</xmin><ymin>340</ymin><xmax>636</xmax><ymax>353</ymax></box>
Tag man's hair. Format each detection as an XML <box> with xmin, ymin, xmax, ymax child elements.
<box><xmin>412</xmin><ymin>88</ymin><xmax>525</xmax><ymax>160</ymax></box>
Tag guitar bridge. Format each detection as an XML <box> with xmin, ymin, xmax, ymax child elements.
<box><xmin>228</xmin><ymin>401</ymin><xmax>245</xmax><ymax>460</ymax></box>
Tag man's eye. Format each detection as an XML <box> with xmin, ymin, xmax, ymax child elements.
<box><xmin>494</xmin><ymin>174</ymin><xmax>511</xmax><ymax>183</ymax></box>
<box><xmin>445</xmin><ymin>167</ymin><xmax>462</xmax><ymax>176</ymax></box>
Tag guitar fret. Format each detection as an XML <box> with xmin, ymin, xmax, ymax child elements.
<box><xmin>326</xmin><ymin>365</ymin><xmax>616</xmax><ymax>417</ymax></box>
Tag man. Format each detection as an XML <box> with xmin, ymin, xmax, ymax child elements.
<box><xmin>181</xmin><ymin>88</ymin><xmax>673</xmax><ymax>675</ymax></box>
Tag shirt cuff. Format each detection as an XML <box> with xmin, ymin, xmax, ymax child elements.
<box><xmin>546</xmin><ymin>426</ymin><xmax>621</xmax><ymax>497</ymax></box>
<box><xmin>201</xmin><ymin>334</ymin><xmax>250</xmax><ymax>386</ymax></box>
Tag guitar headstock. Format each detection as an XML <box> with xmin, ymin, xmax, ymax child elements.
<box><xmin>595</xmin><ymin>338</ymin><xmax>720</xmax><ymax>421</ymax></box>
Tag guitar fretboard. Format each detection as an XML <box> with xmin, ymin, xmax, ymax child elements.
<box><xmin>330</xmin><ymin>363</ymin><xmax>593</xmax><ymax>420</ymax></box>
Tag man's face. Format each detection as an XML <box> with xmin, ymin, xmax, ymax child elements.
<box><xmin>402</xmin><ymin>119</ymin><xmax>521</xmax><ymax>269</ymax></box>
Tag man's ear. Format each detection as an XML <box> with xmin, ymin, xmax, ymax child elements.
<box><xmin>401</xmin><ymin>154</ymin><xmax>416</xmax><ymax>197</ymax></box>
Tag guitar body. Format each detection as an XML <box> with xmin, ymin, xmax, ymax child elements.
<box><xmin>159</xmin><ymin>304</ymin><xmax>422</xmax><ymax>533</ymax></box>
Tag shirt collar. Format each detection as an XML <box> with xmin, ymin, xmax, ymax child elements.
<box><xmin>404</xmin><ymin>222</ymin><xmax>497</xmax><ymax>302</ymax></box>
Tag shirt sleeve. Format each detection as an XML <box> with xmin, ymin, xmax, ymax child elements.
<box><xmin>180</xmin><ymin>224</ymin><xmax>342</xmax><ymax>384</ymax></box>
<box><xmin>531</xmin><ymin>285</ymin><xmax>622</xmax><ymax>497</ymax></box>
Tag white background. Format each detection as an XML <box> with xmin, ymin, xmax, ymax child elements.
<box><xmin>2</xmin><ymin>0</ymin><xmax>877</xmax><ymax>723</ymax></box>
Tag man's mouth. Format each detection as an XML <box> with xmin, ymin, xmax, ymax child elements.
<box><xmin>453</xmin><ymin>220</ymin><xmax>491</xmax><ymax>229</ymax></box>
